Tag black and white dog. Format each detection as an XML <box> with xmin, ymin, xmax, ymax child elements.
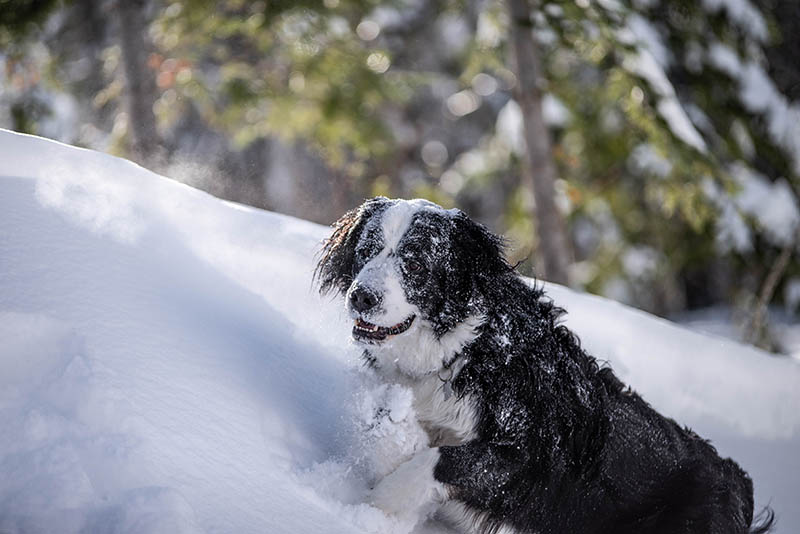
<box><xmin>316</xmin><ymin>197</ymin><xmax>774</xmax><ymax>534</ymax></box>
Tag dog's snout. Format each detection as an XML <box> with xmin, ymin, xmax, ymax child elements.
<box><xmin>350</xmin><ymin>286</ymin><xmax>380</xmax><ymax>313</ymax></box>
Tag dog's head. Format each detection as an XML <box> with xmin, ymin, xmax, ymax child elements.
<box><xmin>316</xmin><ymin>197</ymin><xmax>509</xmax><ymax>373</ymax></box>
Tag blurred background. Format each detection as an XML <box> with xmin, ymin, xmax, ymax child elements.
<box><xmin>1</xmin><ymin>0</ymin><xmax>799</xmax><ymax>356</ymax></box>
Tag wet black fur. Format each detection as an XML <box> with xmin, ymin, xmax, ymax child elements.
<box><xmin>316</xmin><ymin>197</ymin><xmax>775</xmax><ymax>534</ymax></box>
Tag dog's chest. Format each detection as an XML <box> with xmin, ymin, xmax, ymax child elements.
<box><xmin>410</xmin><ymin>375</ymin><xmax>478</xmax><ymax>447</ymax></box>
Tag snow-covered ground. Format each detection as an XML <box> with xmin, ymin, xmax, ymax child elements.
<box><xmin>1</xmin><ymin>129</ymin><xmax>798</xmax><ymax>533</ymax></box>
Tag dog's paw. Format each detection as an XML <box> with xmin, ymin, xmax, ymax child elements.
<box><xmin>358</xmin><ymin>383</ymin><xmax>414</xmax><ymax>431</ymax></box>
<box><xmin>369</xmin><ymin>448</ymin><xmax>447</xmax><ymax>520</ymax></box>
<box><xmin>357</xmin><ymin>383</ymin><xmax>429</xmax><ymax>479</ymax></box>
<box><xmin>369</xmin><ymin>466</ymin><xmax>422</xmax><ymax>517</ymax></box>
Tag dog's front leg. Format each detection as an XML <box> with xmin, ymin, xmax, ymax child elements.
<box><xmin>369</xmin><ymin>447</ymin><xmax>449</xmax><ymax>521</ymax></box>
<box><xmin>358</xmin><ymin>382</ymin><xmax>430</xmax><ymax>480</ymax></box>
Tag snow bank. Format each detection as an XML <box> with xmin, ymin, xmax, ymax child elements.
<box><xmin>1</xmin><ymin>129</ymin><xmax>798</xmax><ymax>533</ymax></box>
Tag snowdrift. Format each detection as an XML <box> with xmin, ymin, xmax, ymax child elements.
<box><xmin>0</xmin><ymin>129</ymin><xmax>798</xmax><ymax>533</ymax></box>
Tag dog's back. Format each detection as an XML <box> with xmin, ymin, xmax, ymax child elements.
<box><xmin>443</xmin><ymin>276</ymin><xmax>774</xmax><ymax>534</ymax></box>
<box><xmin>597</xmin><ymin>383</ymin><xmax>769</xmax><ymax>534</ymax></box>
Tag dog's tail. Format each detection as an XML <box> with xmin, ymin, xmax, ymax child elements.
<box><xmin>749</xmin><ymin>506</ymin><xmax>776</xmax><ymax>534</ymax></box>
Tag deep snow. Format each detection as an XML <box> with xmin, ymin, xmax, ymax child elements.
<box><xmin>0</xmin><ymin>129</ymin><xmax>798</xmax><ymax>533</ymax></box>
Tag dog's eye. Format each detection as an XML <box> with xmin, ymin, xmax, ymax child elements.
<box><xmin>406</xmin><ymin>260</ymin><xmax>423</xmax><ymax>272</ymax></box>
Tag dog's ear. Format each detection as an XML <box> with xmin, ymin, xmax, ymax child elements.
<box><xmin>450</xmin><ymin>210</ymin><xmax>511</xmax><ymax>285</ymax></box>
<box><xmin>315</xmin><ymin>197</ymin><xmax>389</xmax><ymax>296</ymax></box>
<box><xmin>428</xmin><ymin>211</ymin><xmax>509</xmax><ymax>332</ymax></box>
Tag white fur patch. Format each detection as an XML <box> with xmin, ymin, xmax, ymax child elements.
<box><xmin>411</xmin><ymin>373</ymin><xmax>478</xmax><ymax>446</ymax></box>
<box><xmin>380</xmin><ymin>261</ymin><xmax>416</xmax><ymax>326</ymax></box>
<box><xmin>380</xmin><ymin>199</ymin><xmax>440</xmax><ymax>250</ymax></box>
<box><xmin>369</xmin><ymin>314</ymin><xmax>484</xmax><ymax>378</ymax></box>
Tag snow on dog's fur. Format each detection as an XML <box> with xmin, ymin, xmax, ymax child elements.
<box><xmin>316</xmin><ymin>197</ymin><xmax>774</xmax><ymax>534</ymax></box>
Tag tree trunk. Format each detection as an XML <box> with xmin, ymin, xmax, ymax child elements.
<box><xmin>77</xmin><ymin>0</ymin><xmax>104</xmax><ymax>88</ymax></box>
<box><xmin>75</xmin><ymin>0</ymin><xmax>108</xmax><ymax>126</ymax></box>
<box><xmin>115</xmin><ymin>0</ymin><xmax>161</xmax><ymax>168</ymax></box>
<box><xmin>508</xmin><ymin>0</ymin><xmax>571</xmax><ymax>284</ymax></box>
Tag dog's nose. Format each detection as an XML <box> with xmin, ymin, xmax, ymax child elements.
<box><xmin>350</xmin><ymin>286</ymin><xmax>380</xmax><ymax>313</ymax></box>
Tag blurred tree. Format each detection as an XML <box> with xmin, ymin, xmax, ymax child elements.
<box><xmin>116</xmin><ymin>0</ymin><xmax>162</xmax><ymax>167</ymax></box>
<box><xmin>147</xmin><ymin>0</ymin><xmax>416</xmax><ymax>219</ymax></box>
<box><xmin>2</xmin><ymin>0</ymin><xmax>799</xmax><ymax>351</ymax></box>
<box><xmin>0</xmin><ymin>0</ymin><xmax>60</xmax><ymax>135</ymax></box>
<box><xmin>757</xmin><ymin>0</ymin><xmax>800</xmax><ymax>100</ymax></box>
<box><xmin>508</xmin><ymin>0</ymin><xmax>570</xmax><ymax>284</ymax></box>
<box><xmin>0</xmin><ymin>0</ymin><xmax>59</xmax><ymax>42</ymax></box>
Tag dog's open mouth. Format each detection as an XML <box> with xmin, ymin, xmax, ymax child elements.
<box><xmin>353</xmin><ymin>315</ymin><xmax>415</xmax><ymax>342</ymax></box>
